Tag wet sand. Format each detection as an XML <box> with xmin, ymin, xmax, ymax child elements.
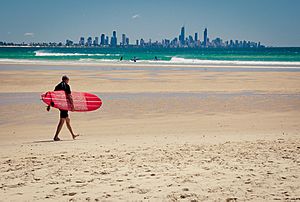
<box><xmin>0</xmin><ymin>63</ymin><xmax>300</xmax><ymax>201</ymax></box>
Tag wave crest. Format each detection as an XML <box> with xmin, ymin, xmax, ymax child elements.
<box><xmin>34</xmin><ymin>51</ymin><xmax>120</xmax><ymax>57</ymax></box>
<box><xmin>167</xmin><ymin>57</ymin><xmax>300</xmax><ymax>66</ymax></box>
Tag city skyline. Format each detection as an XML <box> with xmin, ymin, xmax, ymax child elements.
<box><xmin>0</xmin><ymin>26</ymin><xmax>264</xmax><ymax>49</ymax></box>
<box><xmin>0</xmin><ymin>0</ymin><xmax>300</xmax><ymax>47</ymax></box>
<box><xmin>69</xmin><ymin>26</ymin><xmax>264</xmax><ymax>48</ymax></box>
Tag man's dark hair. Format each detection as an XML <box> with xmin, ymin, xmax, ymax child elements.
<box><xmin>62</xmin><ymin>75</ymin><xmax>69</xmax><ymax>81</ymax></box>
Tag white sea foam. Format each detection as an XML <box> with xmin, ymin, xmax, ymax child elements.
<box><xmin>32</xmin><ymin>51</ymin><xmax>300</xmax><ymax>66</ymax></box>
<box><xmin>78</xmin><ymin>58</ymin><xmax>119</xmax><ymax>62</ymax></box>
<box><xmin>163</xmin><ymin>57</ymin><xmax>300</xmax><ymax>66</ymax></box>
<box><xmin>35</xmin><ymin>52</ymin><xmax>87</xmax><ymax>56</ymax></box>
<box><xmin>1</xmin><ymin>58</ymin><xmax>300</xmax><ymax>69</ymax></box>
<box><xmin>34</xmin><ymin>50</ymin><xmax>120</xmax><ymax>57</ymax></box>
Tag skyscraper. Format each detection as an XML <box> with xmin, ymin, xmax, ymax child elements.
<box><xmin>100</xmin><ymin>34</ymin><xmax>105</xmax><ymax>45</ymax></box>
<box><xmin>188</xmin><ymin>35</ymin><xmax>193</xmax><ymax>43</ymax></box>
<box><xmin>93</xmin><ymin>37</ymin><xmax>99</xmax><ymax>46</ymax></box>
<box><xmin>87</xmin><ymin>37</ymin><xmax>92</xmax><ymax>46</ymax></box>
<box><xmin>140</xmin><ymin>38</ymin><xmax>145</xmax><ymax>46</ymax></box>
<box><xmin>111</xmin><ymin>31</ymin><xmax>117</xmax><ymax>47</ymax></box>
<box><xmin>122</xmin><ymin>34</ymin><xmax>126</xmax><ymax>46</ymax></box>
<box><xmin>194</xmin><ymin>33</ymin><xmax>198</xmax><ymax>42</ymax></box>
<box><xmin>105</xmin><ymin>36</ymin><xmax>109</xmax><ymax>45</ymax></box>
<box><xmin>110</xmin><ymin>36</ymin><xmax>114</xmax><ymax>47</ymax></box>
<box><xmin>66</xmin><ymin>39</ymin><xmax>73</xmax><ymax>46</ymax></box>
<box><xmin>79</xmin><ymin>37</ymin><xmax>84</xmax><ymax>46</ymax></box>
<box><xmin>179</xmin><ymin>26</ymin><xmax>185</xmax><ymax>46</ymax></box>
<box><xmin>203</xmin><ymin>28</ymin><xmax>208</xmax><ymax>47</ymax></box>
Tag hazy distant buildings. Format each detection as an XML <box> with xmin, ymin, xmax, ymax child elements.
<box><xmin>0</xmin><ymin>23</ymin><xmax>266</xmax><ymax>48</ymax></box>
<box><xmin>4</xmin><ymin>25</ymin><xmax>264</xmax><ymax>48</ymax></box>
<box><xmin>71</xmin><ymin>27</ymin><xmax>263</xmax><ymax>48</ymax></box>
<box><xmin>16</xmin><ymin>24</ymin><xmax>265</xmax><ymax>48</ymax></box>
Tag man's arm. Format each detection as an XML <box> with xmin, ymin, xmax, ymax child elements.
<box><xmin>65</xmin><ymin>84</ymin><xmax>74</xmax><ymax>111</ymax></box>
<box><xmin>66</xmin><ymin>94</ymin><xmax>74</xmax><ymax>111</ymax></box>
<box><xmin>46</xmin><ymin>84</ymin><xmax>60</xmax><ymax>111</ymax></box>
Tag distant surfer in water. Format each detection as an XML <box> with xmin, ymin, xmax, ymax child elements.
<box><xmin>50</xmin><ymin>75</ymin><xmax>79</xmax><ymax>141</ymax></box>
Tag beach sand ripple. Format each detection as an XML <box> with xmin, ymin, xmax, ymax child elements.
<box><xmin>1</xmin><ymin>138</ymin><xmax>299</xmax><ymax>201</ymax></box>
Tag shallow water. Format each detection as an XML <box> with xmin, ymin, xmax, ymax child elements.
<box><xmin>1</xmin><ymin>92</ymin><xmax>299</xmax><ymax>106</ymax></box>
<box><xmin>1</xmin><ymin>64</ymin><xmax>300</xmax><ymax>72</ymax></box>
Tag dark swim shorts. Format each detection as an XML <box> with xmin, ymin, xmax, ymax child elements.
<box><xmin>60</xmin><ymin>110</ymin><xmax>69</xmax><ymax>118</ymax></box>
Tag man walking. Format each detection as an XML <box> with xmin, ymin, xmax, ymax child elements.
<box><xmin>49</xmin><ymin>75</ymin><xmax>79</xmax><ymax>141</ymax></box>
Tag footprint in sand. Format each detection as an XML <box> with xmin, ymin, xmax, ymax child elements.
<box><xmin>226</xmin><ymin>197</ymin><xmax>238</xmax><ymax>202</ymax></box>
<box><xmin>137</xmin><ymin>188</ymin><xmax>150</xmax><ymax>194</ymax></box>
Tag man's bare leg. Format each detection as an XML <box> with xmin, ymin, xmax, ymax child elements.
<box><xmin>66</xmin><ymin>117</ymin><xmax>79</xmax><ymax>139</ymax></box>
<box><xmin>54</xmin><ymin>118</ymin><xmax>65</xmax><ymax>141</ymax></box>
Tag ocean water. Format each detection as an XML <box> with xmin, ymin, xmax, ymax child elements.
<box><xmin>0</xmin><ymin>47</ymin><xmax>300</xmax><ymax>66</ymax></box>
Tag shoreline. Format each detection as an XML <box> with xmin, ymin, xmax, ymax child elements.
<box><xmin>1</xmin><ymin>59</ymin><xmax>300</xmax><ymax>69</ymax></box>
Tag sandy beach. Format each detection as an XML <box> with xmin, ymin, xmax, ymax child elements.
<box><xmin>0</xmin><ymin>62</ymin><xmax>300</xmax><ymax>201</ymax></box>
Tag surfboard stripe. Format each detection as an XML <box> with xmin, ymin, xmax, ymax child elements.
<box><xmin>42</xmin><ymin>98</ymin><xmax>101</xmax><ymax>103</ymax></box>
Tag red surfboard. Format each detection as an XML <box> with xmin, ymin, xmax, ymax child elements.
<box><xmin>41</xmin><ymin>91</ymin><xmax>102</xmax><ymax>112</ymax></box>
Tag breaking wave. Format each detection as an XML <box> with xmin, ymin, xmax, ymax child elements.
<box><xmin>34</xmin><ymin>50</ymin><xmax>120</xmax><ymax>57</ymax></box>
<box><xmin>164</xmin><ymin>57</ymin><xmax>300</xmax><ymax>66</ymax></box>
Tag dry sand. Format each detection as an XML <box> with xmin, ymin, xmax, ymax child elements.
<box><xmin>0</xmin><ymin>63</ymin><xmax>300</xmax><ymax>201</ymax></box>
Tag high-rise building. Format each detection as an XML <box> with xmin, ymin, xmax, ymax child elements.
<box><xmin>179</xmin><ymin>26</ymin><xmax>185</xmax><ymax>46</ymax></box>
<box><xmin>66</xmin><ymin>39</ymin><xmax>73</xmax><ymax>46</ymax></box>
<box><xmin>136</xmin><ymin>40</ymin><xmax>139</xmax><ymax>46</ymax></box>
<box><xmin>140</xmin><ymin>38</ymin><xmax>145</xmax><ymax>46</ymax></box>
<box><xmin>122</xmin><ymin>34</ymin><xmax>126</xmax><ymax>46</ymax></box>
<box><xmin>194</xmin><ymin>33</ymin><xmax>198</xmax><ymax>42</ymax></box>
<box><xmin>93</xmin><ymin>37</ymin><xmax>99</xmax><ymax>46</ymax></box>
<box><xmin>111</xmin><ymin>31</ymin><xmax>117</xmax><ymax>47</ymax></box>
<box><xmin>230</xmin><ymin>40</ymin><xmax>234</xmax><ymax>47</ymax></box>
<box><xmin>105</xmin><ymin>36</ymin><xmax>109</xmax><ymax>45</ymax></box>
<box><xmin>125</xmin><ymin>37</ymin><xmax>129</xmax><ymax>46</ymax></box>
<box><xmin>163</xmin><ymin>39</ymin><xmax>170</xmax><ymax>47</ymax></box>
<box><xmin>110</xmin><ymin>36</ymin><xmax>114</xmax><ymax>46</ymax></box>
<box><xmin>203</xmin><ymin>28</ymin><xmax>208</xmax><ymax>47</ymax></box>
<box><xmin>113</xmin><ymin>31</ymin><xmax>118</xmax><ymax>46</ymax></box>
<box><xmin>100</xmin><ymin>34</ymin><xmax>105</xmax><ymax>45</ymax></box>
<box><xmin>87</xmin><ymin>37</ymin><xmax>92</xmax><ymax>46</ymax></box>
<box><xmin>79</xmin><ymin>37</ymin><xmax>85</xmax><ymax>46</ymax></box>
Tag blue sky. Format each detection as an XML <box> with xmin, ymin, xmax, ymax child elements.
<box><xmin>0</xmin><ymin>0</ymin><xmax>299</xmax><ymax>46</ymax></box>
